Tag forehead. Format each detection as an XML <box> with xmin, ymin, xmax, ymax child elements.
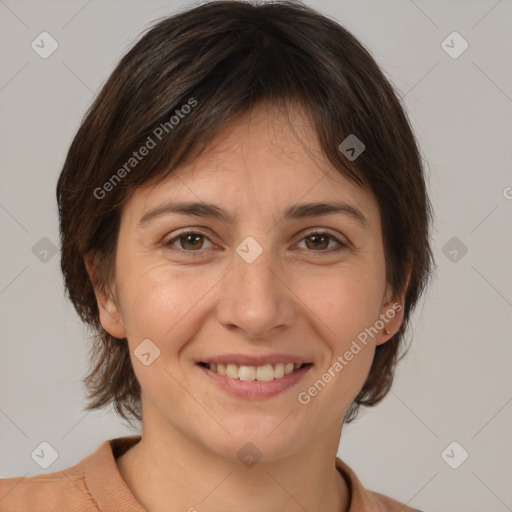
<box><xmin>122</xmin><ymin>101</ymin><xmax>380</xmax><ymax>233</ymax></box>
<box><xmin>170</xmin><ymin>101</ymin><xmax>328</xmax><ymax>182</ymax></box>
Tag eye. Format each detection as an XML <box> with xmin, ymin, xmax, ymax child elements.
<box><xmin>297</xmin><ymin>229</ymin><xmax>349</xmax><ymax>252</ymax></box>
<box><xmin>165</xmin><ymin>230</ymin><xmax>215</xmax><ymax>256</ymax></box>
<box><xmin>164</xmin><ymin>228</ymin><xmax>348</xmax><ymax>257</ymax></box>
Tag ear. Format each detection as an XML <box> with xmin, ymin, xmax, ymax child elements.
<box><xmin>84</xmin><ymin>252</ymin><xmax>127</xmax><ymax>339</ymax></box>
<box><xmin>375</xmin><ymin>266</ymin><xmax>411</xmax><ymax>346</ymax></box>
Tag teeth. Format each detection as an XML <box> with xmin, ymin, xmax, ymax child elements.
<box><xmin>285</xmin><ymin>362</ymin><xmax>295</xmax><ymax>374</ymax></box>
<box><xmin>256</xmin><ymin>364</ymin><xmax>274</xmax><ymax>382</ymax></box>
<box><xmin>240</xmin><ymin>365</ymin><xmax>257</xmax><ymax>381</ymax></box>
<box><xmin>204</xmin><ymin>362</ymin><xmax>305</xmax><ymax>381</ymax></box>
<box><xmin>274</xmin><ymin>362</ymin><xmax>285</xmax><ymax>379</ymax></box>
<box><xmin>226</xmin><ymin>364</ymin><xmax>239</xmax><ymax>379</ymax></box>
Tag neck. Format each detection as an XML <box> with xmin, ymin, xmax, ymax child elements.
<box><xmin>116</xmin><ymin>412</ymin><xmax>350</xmax><ymax>512</ymax></box>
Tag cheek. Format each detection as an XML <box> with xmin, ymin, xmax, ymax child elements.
<box><xmin>114</xmin><ymin>237</ymin><xmax>209</xmax><ymax>335</ymax></box>
<box><xmin>302</xmin><ymin>267</ymin><xmax>383</xmax><ymax>341</ymax></box>
<box><xmin>298</xmin><ymin>271</ymin><xmax>382</xmax><ymax>405</ymax></box>
<box><xmin>116</xmin><ymin>267</ymin><xmax>205</xmax><ymax>404</ymax></box>
<box><xmin>120</xmin><ymin>270</ymin><xmax>203</xmax><ymax>341</ymax></box>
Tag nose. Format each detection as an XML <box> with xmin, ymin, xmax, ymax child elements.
<box><xmin>215</xmin><ymin>237</ymin><xmax>296</xmax><ymax>340</ymax></box>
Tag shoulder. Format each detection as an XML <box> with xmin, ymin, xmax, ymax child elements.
<box><xmin>335</xmin><ymin>457</ymin><xmax>425</xmax><ymax>512</ymax></box>
<box><xmin>0</xmin><ymin>462</ymin><xmax>98</xmax><ymax>511</ymax></box>
<box><xmin>368</xmin><ymin>490</ymin><xmax>425</xmax><ymax>512</ymax></box>
<box><xmin>0</xmin><ymin>436</ymin><xmax>142</xmax><ymax>512</ymax></box>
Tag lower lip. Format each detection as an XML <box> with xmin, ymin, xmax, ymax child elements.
<box><xmin>196</xmin><ymin>364</ymin><xmax>313</xmax><ymax>399</ymax></box>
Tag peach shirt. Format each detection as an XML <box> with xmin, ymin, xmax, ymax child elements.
<box><xmin>0</xmin><ymin>436</ymin><xmax>423</xmax><ymax>511</ymax></box>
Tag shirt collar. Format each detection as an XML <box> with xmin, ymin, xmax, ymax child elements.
<box><xmin>84</xmin><ymin>435</ymin><xmax>385</xmax><ymax>511</ymax></box>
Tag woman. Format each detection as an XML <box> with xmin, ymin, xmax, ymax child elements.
<box><xmin>0</xmin><ymin>1</ymin><xmax>433</xmax><ymax>510</ymax></box>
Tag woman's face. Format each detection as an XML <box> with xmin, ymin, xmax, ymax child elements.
<box><xmin>93</xmin><ymin>102</ymin><xmax>404</xmax><ymax>461</ymax></box>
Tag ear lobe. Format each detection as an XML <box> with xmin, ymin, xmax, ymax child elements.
<box><xmin>375</xmin><ymin>300</ymin><xmax>405</xmax><ymax>346</ymax></box>
<box><xmin>376</xmin><ymin>271</ymin><xmax>410</xmax><ymax>346</ymax></box>
<box><xmin>84</xmin><ymin>252</ymin><xmax>127</xmax><ymax>340</ymax></box>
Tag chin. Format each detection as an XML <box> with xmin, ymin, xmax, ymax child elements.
<box><xmin>202</xmin><ymin>417</ymin><xmax>303</xmax><ymax>464</ymax></box>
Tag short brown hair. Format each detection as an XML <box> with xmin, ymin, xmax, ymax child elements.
<box><xmin>56</xmin><ymin>0</ymin><xmax>434</xmax><ymax>426</ymax></box>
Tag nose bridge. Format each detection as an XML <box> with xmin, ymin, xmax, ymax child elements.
<box><xmin>233</xmin><ymin>233</ymin><xmax>279</xmax><ymax>299</ymax></box>
<box><xmin>216</xmin><ymin>233</ymin><xmax>295</xmax><ymax>337</ymax></box>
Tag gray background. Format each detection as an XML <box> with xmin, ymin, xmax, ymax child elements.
<box><xmin>1</xmin><ymin>0</ymin><xmax>511</xmax><ymax>510</ymax></box>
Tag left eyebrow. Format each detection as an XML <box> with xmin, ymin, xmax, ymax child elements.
<box><xmin>137</xmin><ymin>200</ymin><xmax>370</xmax><ymax>229</ymax></box>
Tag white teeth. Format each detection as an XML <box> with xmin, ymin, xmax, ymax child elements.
<box><xmin>274</xmin><ymin>362</ymin><xmax>285</xmax><ymax>379</ymax></box>
<box><xmin>284</xmin><ymin>362</ymin><xmax>295</xmax><ymax>374</ymax></box>
<box><xmin>205</xmin><ymin>361</ymin><xmax>305</xmax><ymax>381</ymax></box>
<box><xmin>239</xmin><ymin>365</ymin><xmax>256</xmax><ymax>381</ymax></box>
<box><xmin>256</xmin><ymin>364</ymin><xmax>274</xmax><ymax>382</ymax></box>
<box><xmin>226</xmin><ymin>364</ymin><xmax>239</xmax><ymax>379</ymax></box>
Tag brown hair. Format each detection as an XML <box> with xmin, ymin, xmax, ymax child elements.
<box><xmin>56</xmin><ymin>0</ymin><xmax>434</xmax><ymax>427</ymax></box>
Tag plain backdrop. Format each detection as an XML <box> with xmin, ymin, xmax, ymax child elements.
<box><xmin>1</xmin><ymin>1</ymin><xmax>511</xmax><ymax>510</ymax></box>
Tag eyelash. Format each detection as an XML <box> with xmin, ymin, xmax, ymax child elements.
<box><xmin>164</xmin><ymin>229</ymin><xmax>349</xmax><ymax>257</ymax></box>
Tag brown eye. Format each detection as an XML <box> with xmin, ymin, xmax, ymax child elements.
<box><xmin>165</xmin><ymin>231</ymin><xmax>214</xmax><ymax>255</ymax></box>
<box><xmin>299</xmin><ymin>231</ymin><xmax>348</xmax><ymax>252</ymax></box>
<box><xmin>304</xmin><ymin>233</ymin><xmax>330</xmax><ymax>250</ymax></box>
<box><xmin>177</xmin><ymin>233</ymin><xmax>205</xmax><ymax>250</ymax></box>
<box><xmin>164</xmin><ymin>229</ymin><xmax>348</xmax><ymax>257</ymax></box>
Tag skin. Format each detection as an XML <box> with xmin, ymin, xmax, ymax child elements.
<box><xmin>85</xmin><ymin>100</ymin><xmax>407</xmax><ymax>512</ymax></box>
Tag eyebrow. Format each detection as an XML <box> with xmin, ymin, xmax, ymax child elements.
<box><xmin>138</xmin><ymin>200</ymin><xmax>369</xmax><ymax>229</ymax></box>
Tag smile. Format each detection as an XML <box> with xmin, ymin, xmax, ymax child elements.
<box><xmin>198</xmin><ymin>362</ymin><xmax>311</xmax><ymax>381</ymax></box>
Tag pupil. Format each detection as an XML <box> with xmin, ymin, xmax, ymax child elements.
<box><xmin>183</xmin><ymin>234</ymin><xmax>202</xmax><ymax>249</ymax></box>
<box><xmin>308</xmin><ymin>234</ymin><xmax>327</xmax><ymax>250</ymax></box>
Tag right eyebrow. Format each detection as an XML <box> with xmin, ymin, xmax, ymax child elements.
<box><xmin>138</xmin><ymin>200</ymin><xmax>370</xmax><ymax>230</ymax></box>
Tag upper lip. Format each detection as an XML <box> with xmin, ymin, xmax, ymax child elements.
<box><xmin>197</xmin><ymin>353</ymin><xmax>313</xmax><ymax>366</ymax></box>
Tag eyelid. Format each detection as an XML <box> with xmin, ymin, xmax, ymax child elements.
<box><xmin>298</xmin><ymin>227</ymin><xmax>350</xmax><ymax>245</ymax></box>
<box><xmin>164</xmin><ymin>227</ymin><xmax>218</xmax><ymax>253</ymax></box>
<box><xmin>296</xmin><ymin>229</ymin><xmax>351</xmax><ymax>253</ymax></box>
<box><xmin>164</xmin><ymin>226</ymin><xmax>351</xmax><ymax>254</ymax></box>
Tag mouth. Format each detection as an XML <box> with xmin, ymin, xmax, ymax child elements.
<box><xmin>197</xmin><ymin>361</ymin><xmax>313</xmax><ymax>382</ymax></box>
<box><xmin>196</xmin><ymin>360</ymin><xmax>314</xmax><ymax>399</ymax></box>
